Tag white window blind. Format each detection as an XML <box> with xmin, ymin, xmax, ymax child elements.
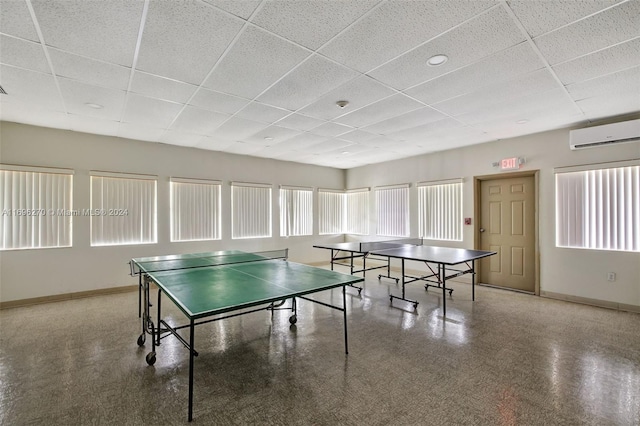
<box><xmin>90</xmin><ymin>173</ymin><xmax>157</xmax><ymax>246</ymax></box>
<box><xmin>318</xmin><ymin>190</ymin><xmax>344</xmax><ymax>235</ymax></box>
<box><xmin>556</xmin><ymin>165</ymin><xmax>639</xmax><ymax>252</ymax></box>
<box><xmin>171</xmin><ymin>178</ymin><xmax>221</xmax><ymax>242</ymax></box>
<box><xmin>376</xmin><ymin>185</ymin><xmax>409</xmax><ymax>237</ymax></box>
<box><xmin>232</xmin><ymin>182</ymin><xmax>272</xmax><ymax>239</ymax></box>
<box><xmin>346</xmin><ymin>189</ymin><xmax>369</xmax><ymax>235</ymax></box>
<box><xmin>418</xmin><ymin>180</ymin><xmax>463</xmax><ymax>241</ymax></box>
<box><xmin>1</xmin><ymin>167</ymin><xmax>73</xmax><ymax>250</ymax></box>
<box><xmin>280</xmin><ymin>186</ymin><xmax>312</xmax><ymax>237</ymax></box>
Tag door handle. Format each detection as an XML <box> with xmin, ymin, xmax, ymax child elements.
<box><xmin>479</xmin><ymin>228</ymin><xmax>485</xmax><ymax>232</ymax></box>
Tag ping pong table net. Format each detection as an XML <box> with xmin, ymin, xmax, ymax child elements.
<box><xmin>130</xmin><ymin>249</ymin><xmax>289</xmax><ymax>275</ymax></box>
<box><xmin>359</xmin><ymin>238</ymin><xmax>423</xmax><ymax>252</ymax></box>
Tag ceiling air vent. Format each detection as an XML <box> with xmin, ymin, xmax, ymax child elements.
<box><xmin>570</xmin><ymin>119</ymin><xmax>640</xmax><ymax>150</ymax></box>
<box><xmin>0</xmin><ymin>85</ymin><xmax>7</xmax><ymax>95</ymax></box>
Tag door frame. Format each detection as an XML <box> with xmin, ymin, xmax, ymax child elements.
<box><xmin>473</xmin><ymin>170</ymin><xmax>540</xmax><ymax>295</ymax></box>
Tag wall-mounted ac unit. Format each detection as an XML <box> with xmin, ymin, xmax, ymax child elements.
<box><xmin>570</xmin><ymin>119</ymin><xmax>640</xmax><ymax>150</ymax></box>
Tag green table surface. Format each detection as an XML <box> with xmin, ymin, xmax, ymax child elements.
<box><xmin>144</xmin><ymin>259</ymin><xmax>364</xmax><ymax>319</ymax></box>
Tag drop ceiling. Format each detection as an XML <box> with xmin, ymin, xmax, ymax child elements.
<box><xmin>0</xmin><ymin>0</ymin><xmax>638</xmax><ymax>169</ymax></box>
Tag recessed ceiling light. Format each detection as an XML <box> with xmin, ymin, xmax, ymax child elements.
<box><xmin>336</xmin><ymin>100</ymin><xmax>349</xmax><ymax>109</ymax></box>
<box><xmin>427</xmin><ymin>54</ymin><xmax>448</xmax><ymax>66</ymax></box>
<box><xmin>342</xmin><ymin>151</ymin><xmax>350</xmax><ymax>154</ymax></box>
<box><xmin>264</xmin><ymin>137</ymin><xmax>273</xmax><ymax>141</ymax></box>
<box><xmin>85</xmin><ymin>102</ymin><xmax>103</xmax><ymax>109</ymax></box>
<box><xmin>516</xmin><ymin>119</ymin><xmax>529</xmax><ymax>124</ymax></box>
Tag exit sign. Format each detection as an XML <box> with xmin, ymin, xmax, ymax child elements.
<box><xmin>500</xmin><ymin>157</ymin><xmax>521</xmax><ymax>171</ymax></box>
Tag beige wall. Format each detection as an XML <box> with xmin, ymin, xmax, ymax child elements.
<box><xmin>346</xmin><ymin>126</ymin><xmax>640</xmax><ymax>308</ymax></box>
<box><xmin>0</xmin><ymin>122</ymin><xmax>345</xmax><ymax>302</ymax></box>
<box><xmin>1</xmin><ymin>121</ymin><xmax>639</xmax><ymax>308</ymax></box>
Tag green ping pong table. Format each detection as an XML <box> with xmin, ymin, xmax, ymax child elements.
<box><xmin>130</xmin><ymin>249</ymin><xmax>364</xmax><ymax>422</ymax></box>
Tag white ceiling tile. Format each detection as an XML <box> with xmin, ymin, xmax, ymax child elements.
<box><xmin>534</xmin><ymin>1</ymin><xmax>640</xmax><ymax>65</ymax></box>
<box><xmin>267</xmin><ymin>132</ymin><xmax>328</xmax><ymax>151</ymax></box>
<box><xmin>257</xmin><ymin>55</ymin><xmax>359</xmax><ymax>110</ymax></box>
<box><xmin>222</xmin><ymin>141</ymin><xmax>265</xmax><ymax>155</ymax></box>
<box><xmin>567</xmin><ymin>66</ymin><xmax>640</xmax><ymax>101</ymax></box>
<box><xmin>577</xmin><ymin>91</ymin><xmax>640</xmax><ymax>121</ymax></box>
<box><xmin>234</xmin><ymin>102</ymin><xmax>291</xmax><ymax>124</ymax></box>
<box><xmin>212</xmin><ymin>116</ymin><xmax>269</xmax><ymax>141</ymax></box>
<box><xmin>0</xmin><ymin>0</ymin><xmax>40</xmax><ymax>41</ymax></box>
<box><xmin>304</xmin><ymin>138</ymin><xmax>353</xmax><ymax>154</ymax></box>
<box><xmin>274</xmin><ymin>113</ymin><xmax>325</xmax><ymax>131</ymax></box>
<box><xmin>122</xmin><ymin>93</ymin><xmax>183</xmax><ymax>128</ymax></box>
<box><xmin>137</xmin><ymin>1</ymin><xmax>243</xmax><ymax>84</ymax></box>
<box><xmin>361</xmin><ymin>107</ymin><xmax>450</xmax><ymax>135</ymax></box>
<box><xmin>405</xmin><ymin>42</ymin><xmax>544</xmax><ymax>105</ymax></box>
<box><xmin>67</xmin><ymin>114</ymin><xmax>119</xmax><ymax>137</ymax></box>
<box><xmin>131</xmin><ymin>72</ymin><xmax>198</xmax><ymax>104</ymax></box>
<box><xmin>369</xmin><ymin>7</ymin><xmax>527</xmax><ymax>90</ymax></box>
<box><xmin>49</xmin><ymin>49</ymin><xmax>130</xmax><ymax>91</ymax></box>
<box><xmin>251</xmin><ymin>0</ymin><xmax>378</xmax><ymax>50</ymax></box>
<box><xmin>385</xmin><ymin>117</ymin><xmax>464</xmax><ymax>142</ymax></box>
<box><xmin>334</xmin><ymin>93</ymin><xmax>423</xmax><ymax>128</ymax></box>
<box><xmin>309</xmin><ymin>122</ymin><xmax>352</xmax><ymax>137</ymax></box>
<box><xmin>0</xmin><ymin>65</ymin><xmax>63</xmax><ymax>110</ymax></box>
<box><xmin>118</xmin><ymin>122</ymin><xmax>166</xmax><ymax>143</ymax></box>
<box><xmin>189</xmin><ymin>88</ymin><xmax>249</xmax><ymax>115</ymax></box>
<box><xmin>0</xmin><ymin>35</ymin><xmax>49</xmax><ymax>73</ymax></box>
<box><xmin>170</xmin><ymin>106</ymin><xmax>230</xmax><ymax>135</ymax></box>
<box><xmin>58</xmin><ymin>78</ymin><xmax>126</xmax><ymax>121</ymax></box>
<box><xmin>272</xmin><ymin>150</ymin><xmax>316</xmax><ymax>163</ymax></box>
<box><xmin>244</xmin><ymin>125</ymin><xmax>302</xmax><ymax>145</ymax></box>
<box><xmin>196</xmin><ymin>136</ymin><xmax>235</xmax><ymax>152</ymax></box>
<box><xmin>319</xmin><ymin>0</ymin><xmax>496</xmax><ymax>73</ymax></box>
<box><xmin>552</xmin><ymin>38</ymin><xmax>640</xmax><ymax>85</ymax></box>
<box><xmin>202</xmin><ymin>0</ymin><xmax>262</xmax><ymax>19</ymax></box>
<box><xmin>203</xmin><ymin>25</ymin><xmax>310</xmax><ymax>99</ymax></box>
<box><xmin>159</xmin><ymin>130</ymin><xmax>204</xmax><ymax>147</ymax></box>
<box><xmin>298</xmin><ymin>75</ymin><xmax>396</xmax><ymax>120</ymax></box>
<box><xmin>339</xmin><ymin>129</ymin><xmax>378</xmax><ymax>143</ymax></box>
<box><xmin>31</xmin><ymin>0</ymin><xmax>144</xmax><ymax>66</ymax></box>
<box><xmin>433</xmin><ymin>69</ymin><xmax>560</xmax><ymax>117</ymax></box>
<box><xmin>0</xmin><ymin>98</ymin><xmax>69</xmax><ymax>129</ymax></box>
<box><xmin>507</xmin><ymin>0</ymin><xmax>623</xmax><ymax>38</ymax></box>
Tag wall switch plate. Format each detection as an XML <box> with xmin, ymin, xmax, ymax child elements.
<box><xmin>607</xmin><ymin>272</ymin><xmax>616</xmax><ymax>282</ymax></box>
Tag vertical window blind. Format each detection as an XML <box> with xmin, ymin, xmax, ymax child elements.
<box><xmin>280</xmin><ymin>186</ymin><xmax>312</xmax><ymax>237</ymax></box>
<box><xmin>232</xmin><ymin>182</ymin><xmax>272</xmax><ymax>239</ymax></box>
<box><xmin>346</xmin><ymin>189</ymin><xmax>369</xmax><ymax>235</ymax></box>
<box><xmin>418</xmin><ymin>180</ymin><xmax>463</xmax><ymax>241</ymax></box>
<box><xmin>376</xmin><ymin>184</ymin><xmax>409</xmax><ymax>237</ymax></box>
<box><xmin>556</xmin><ymin>164</ymin><xmax>639</xmax><ymax>252</ymax></box>
<box><xmin>318</xmin><ymin>189</ymin><xmax>344</xmax><ymax>235</ymax></box>
<box><xmin>1</xmin><ymin>167</ymin><xmax>73</xmax><ymax>250</ymax></box>
<box><xmin>171</xmin><ymin>178</ymin><xmax>221</xmax><ymax>242</ymax></box>
<box><xmin>90</xmin><ymin>173</ymin><xmax>157</xmax><ymax>246</ymax></box>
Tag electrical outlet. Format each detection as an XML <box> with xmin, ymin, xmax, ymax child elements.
<box><xmin>607</xmin><ymin>272</ymin><xmax>616</xmax><ymax>282</ymax></box>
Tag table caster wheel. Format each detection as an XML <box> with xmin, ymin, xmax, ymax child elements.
<box><xmin>413</xmin><ymin>303</ymin><xmax>418</xmax><ymax>310</ymax></box>
<box><xmin>289</xmin><ymin>315</ymin><xmax>297</xmax><ymax>324</ymax></box>
<box><xmin>137</xmin><ymin>334</ymin><xmax>145</xmax><ymax>346</ymax></box>
<box><xmin>378</xmin><ymin>275</ymin><xmax>382</xmax><ymax>279</ymax></box>
<box><xmin>448</xmin><ymin>290</ymin><xmax>453</xmax><ymax>296</ymax></box>
<box><xmin>395</xmin><ymin>278</ymin><xmax>400</xmax><ymax>284</ymax></box>
<box><xmin>146</xmin><ymin>352</ymin><xmax>156</xmax><ymax>366</ymax></box>
<box><xmin>357</xmin><ymin>288</ymin><xmax>363</xmax><ymax>295</ymax></box>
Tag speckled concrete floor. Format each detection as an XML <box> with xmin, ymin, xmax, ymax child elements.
<box><xmin>1</xmin><ymin>274</ymin><xmax>639</xmax><ymax>426</ymax></box>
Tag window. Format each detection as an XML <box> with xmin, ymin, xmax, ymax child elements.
<box><xmin>346</xmin><ymin>188</ymin><xmax>369</xmax><ymax>235</ymax></box>
<box><xmin>556</xmin><ymin>163</ymin><xmax>639</xmax><ymax>252</ymax></box>
<box><xmin>375</xmin><ymin>184</ymin><xmax>409</xmax><ymax>237</ymax></box>
<box><xmin>232</xmin><ymin>182</ymin><xmax>272</xmax><ymax>239</ymax></box>
<box><xmin>280</xmin><ymin>186</ymin><xmax>312</xmax><ymax>237</ymax></box>
<box><xmin>1</xmin><ymin>166</ymin><xmax>73</xmax><ymax>250</ymax></box>
<box><xmin>171</xmin><ymin>178</ymin><xmax>221</xmax><ymax>242</ymax></box>
<box><xmin>318</xmin><ymin>189</ymin><xmax>344</xmax><ymax>235</ymax></box>
<box><xmin>90</xmin><ymin>172</ymin><xmax>157</xmax><ymax>246</ymax></box>
<box><xmin>418</xmin><ymin>180</ymin><xmax>463</xmax><ymax>241</ymax></box>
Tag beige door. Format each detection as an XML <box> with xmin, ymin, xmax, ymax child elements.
<box><xmin>479</xmin><ymin>176</ymin><xmax>535</xmax><ymax>292</ymax></box>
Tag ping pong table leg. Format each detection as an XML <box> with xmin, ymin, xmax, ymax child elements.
<box><xmin>138</xmin><ymin>273</ymin><xmax>142</xmax><ymax>318</ymax></box>
<box><xmin>342</xmin><ymin>285</ymin><xmax>348</xmax><ymax>355</ymax></box>
<box><xmin>441</xmin><ymin>265</ymin><xmax>446</xmax><ymax>316</ymax></box>
<box><xmin>330</xmin><ymin>249</ymin><xmax>335</xmax><ymax>271</ymax></box>
<box><xmin>472</xmin><ymin>260</ymin><xmax>476</xmax><ymax>301</ymax></box>
<box><xmin>188</xmin><ymin>318</ymin><xmax>195</xmax><ymax>422</ymax></box>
